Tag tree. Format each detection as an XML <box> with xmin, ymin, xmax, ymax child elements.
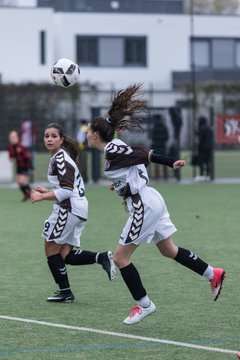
<box><xmin>184</xmin><ymin>0</ymin><xmax>239</xmax><ymax>15</ymax></box>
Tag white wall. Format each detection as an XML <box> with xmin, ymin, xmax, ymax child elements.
<box><xmin>0</xmin><ymin>8</ymin><xmax>54</xmax><ymax>83</ymax></box>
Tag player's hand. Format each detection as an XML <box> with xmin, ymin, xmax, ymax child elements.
<box><xmin>35</xmin><ymin>186</ymin><xmax>48</xmax><ymax>194</ymax></box>
<box><xmin>173</xmin><ymin>159</ymin><xmax>186</xmax><ymax>169</ymax></box>
<box><xmin>31</xmin><ymin>189</ymin><xmax>43</xmax><ymax>203</ymax></box>
<box><xmin>108</xmin><ymin>184</ymin><xmax>114</xmax><ymax>191</ymax></box>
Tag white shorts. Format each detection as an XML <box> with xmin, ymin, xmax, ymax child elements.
<box><xmin>41</xmin><ymin>204</ymin><xmax>86</xmax><ymax>247</ymax></box>
<box><xmin>119</xmin><ymin>187</ymin><xmax>177</xmax><ymax>246</ymax></box>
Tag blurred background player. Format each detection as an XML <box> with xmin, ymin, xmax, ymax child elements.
<box><xmin>8</xmin><ymin>130</ymin><xmax>33</xmax><ymax>201</ymax></box>
<box><xmin>19</xmin><ymin>119</ymin><xmax>37</xmax><ymax>182</ymax></box>
<box><xmin>31</xmin><ymin>123</ymin><xmax>116</xmax><ymax>303</ymax></box>
<box><xmin>76</xmin><ymin>119</ymin><xmax>89</xmax><ymax>183</ymax></box>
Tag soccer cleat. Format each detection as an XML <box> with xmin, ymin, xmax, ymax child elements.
<box><xmin>100</xmin><ymin>251</ymin><xmax>116</xmax><ymax>281</ymax></box>
<box><xmin>210</xmin><ymin>268</ymin><xmax>226</xmax><ymax>301</ymax></box>
<box><xmin>123</xmin><ymin>301</ymin><xmax>156</xmax><ymax>325</ymax></box>
<box><xmin>47</xmin><ymin>290</ymin><xmax>75</xmax><ymax>303</ymax></box>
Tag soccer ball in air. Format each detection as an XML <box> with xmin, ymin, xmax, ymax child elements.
<box><xmin>51</xmin><ymin>58</ymin><xmax>80</xmax><ymax>88</ymax></box>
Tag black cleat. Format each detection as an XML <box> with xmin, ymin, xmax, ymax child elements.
<box><xmin>47</xmin><ymin>290</ymin><xmax>75</xmax><ymax>303</ymax></box>
<box><xmin>100</xmin><ymin>251</ymin><xmax>116</xmax><ymax>281</ymax></box>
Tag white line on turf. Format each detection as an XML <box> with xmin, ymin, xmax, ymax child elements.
<box><xmin>0</xmin><ymin>315</ymin><xmax>238</xmax><ymax>356</ymax></box>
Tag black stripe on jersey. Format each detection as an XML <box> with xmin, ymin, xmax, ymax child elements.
<box><xmin>55</xmin><ymin>151</ymin><xmax>66</xmax><ymax>176</ymax></box>
<box><xmin>49</xmin><ymin>207</ymin><xmax>68</xmax><ymax>239</ymax></box>
<box><xmin>106</xmin><ymin>142</ymin><xmax>133</xmax><ymax>156</ymax></box>
<box><xmin>105</xmin><ymin>143</ymin><xmax>149</xmax><ymax>171</ymax></box>
<box><xmin>59</xmin><ymin>198</ymin><xmax>72</xmax><ymax>213</ymax></box>
<box><xmin>125</xmin><ymin>194</ymin><xmax>144</xmax><ymax>244</ymax></box>
<box><xmin>54</xmin><ymin>150</ymin><xmax>75</xmax><ymax>190</ymax></box>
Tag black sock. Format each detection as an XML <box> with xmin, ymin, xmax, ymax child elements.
<box><xmin>20</xmin><ymin>185</ymin><xmax>31</xmax><ymax>195</ymax></box>
<box><xmin>174</xmin><ymin>247</ymin><xmax>208</xmax><ymax>275</ymax></box>
<box><xmin>120</xmin><ymin>263</ymin><xmax>147</xmax><ymax>301</ymax></box>
<box><xmin>47</xmin><ymin>254</ymin><xmax>71</xmax><ymax>291</ymax></box>
<box><xmin>65</xmin><ymin>249</ymin><xmax>97</xmax><ymax>265</ymax></box>
<box><xmin>19</xmin><ymin>185</ymin><xmax>27</xmax><ymax>194</ymax></box>
<box><xmin>25</xmin><ymin>184</ymin><xmax>31</xmax><ymax>192</ymax></box>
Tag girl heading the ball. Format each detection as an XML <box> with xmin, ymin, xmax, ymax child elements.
<box><xmin>87</xmin><ymin>83</ymin><xmax>226</xmax><ymax>325</ymax></box>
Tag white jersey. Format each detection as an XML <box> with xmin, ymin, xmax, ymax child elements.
<box><xmin>104</xmin><ymin>138</ymin><xmax>176</xmax><ymax>245</ymax></box>
<box><xmin>47</xmin><ymin>148</ymin><xmax>88</xmax><ymax>220</ymax></box>
<box><xmin>104</xmin><ymin>138</ymin><xmax>149</xmax><ymax>197</ymax></box>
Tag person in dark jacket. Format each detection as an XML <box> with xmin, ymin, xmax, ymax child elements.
<box><xmin>197</xmin><ymin>116</ymin><xmax>214</xmax><ymax>180</ymax></box>
<box><xmin>151</xmin><ymin>114</ymin><xmax>169</xmax><ymax>179</ymax></box>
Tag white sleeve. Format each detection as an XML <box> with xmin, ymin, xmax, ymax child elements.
<box><xmin>53</xmin><ymin>188</ymin><xmax>72</xmax><ymax>202</ymax></box>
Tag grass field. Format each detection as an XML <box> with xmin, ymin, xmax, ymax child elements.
<box><xmin>0</xmin><ymin>183</ymin><xmax>240</xmax><ymax>359</ymax></box>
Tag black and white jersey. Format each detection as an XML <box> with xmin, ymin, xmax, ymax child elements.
<box><xmin>104</xmin><ymin>138</ymin><xmax>150</xmax><ymax>197</ymax></box>
<box><xmin>104</xmin><ymin>138</ymin><xmax>177</xmax><ymax>246</ymax></box>
<box><xmin>47</xmin><ymin>148</ymin><xmax>87</xmax><ymax>219</ymax></box>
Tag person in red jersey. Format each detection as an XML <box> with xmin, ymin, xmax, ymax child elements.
<box><xmin>8</xmin><ymin>130</ymin><xmax>33</xmax><ymax>201</ymax></box>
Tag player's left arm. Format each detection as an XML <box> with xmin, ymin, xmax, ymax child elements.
<box><xmin>105</xmin><ymin>144</ymin><xmax>149</xmax><ymax>169</ymax></box>
<box><xmin>173</xmin><ymin>159</ymin><xmax>186</xmax><ymax>169</ymax></box>
<box><xmin>106</xmin><ymin>144</ymin><xmax>184</xmax><ymax>170</ymax></box>
<box><xmin>148</xmin><ymin>150</ymin><xmax>186</xmax><ymax>168</ymax></box>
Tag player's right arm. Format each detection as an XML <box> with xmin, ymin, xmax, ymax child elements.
<box><xmin>31</xmin><ymin>189</ymin><xmax>57</xmax><ymax>203</ymax></box>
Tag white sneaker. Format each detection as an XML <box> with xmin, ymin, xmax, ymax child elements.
<box><xmin>123</xmin><ymin>301</ymin><xmax>156</xmax><ymax>325</ymax></box>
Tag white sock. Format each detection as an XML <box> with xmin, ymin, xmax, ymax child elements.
<box><xmin>95</xmin><ymin>253</ymin><xmax>99</xmax><ymax>263</ymax></box>
<box><xmin>203</xmin><ymin>265</ymin><xmax>214</xmax><ymax>280</ymax></box>
<box><xmin>137</xmin><ymin>295</ymin><xmax>151</xmax><ymax>308</ymax></box>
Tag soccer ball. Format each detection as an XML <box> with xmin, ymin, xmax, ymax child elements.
<box><xmin>51</xmin><ymin>58</ymin><xmax>80</xmax><ymax>88</ymax></box>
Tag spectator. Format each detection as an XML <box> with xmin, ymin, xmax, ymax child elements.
<box><xmin>151</xmin><ymin>114</ymin><xmax>169</xmax><ymax>180</ymax></box>
<box><xmin>76</xmin><ymin>119</ymin><xmax>89</xmax><ymax>183</ymax></box>
<box><xmin>196</xmin><ymin>116</ymin><xmax>214</xmax><ymax>181</ymax></box>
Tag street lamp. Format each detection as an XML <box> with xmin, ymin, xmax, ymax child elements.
<box><xmin>190</xmin><ymin>0</ymin><xmax>198</xmax><ymax>177</ymax></box>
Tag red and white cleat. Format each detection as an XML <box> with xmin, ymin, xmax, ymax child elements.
<box><xmin>210</xmin><ymin>268</ymin><xmax>226</xmax><ymax>301</ymax></box>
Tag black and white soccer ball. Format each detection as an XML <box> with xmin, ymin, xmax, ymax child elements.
<box><xmin>51</xmin><ymin>58</ymin><xmax>80</xmax><ymax>88</ymax></box>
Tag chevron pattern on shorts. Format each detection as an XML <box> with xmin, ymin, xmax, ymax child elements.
<box><xmin>106</xmin><ymin>142</ymin><xmax>133</xmax><ymax>155</ymax></box>
<box><xmin>126</xmin><ymin>195</ymin><xmax>144</xmax><ymax>244</ymax></box>
<box><xmin>50</xmin><ymin>208</ymin><xmax>68</xmax><ymax>239</ymax></box>
<box><xmin>55</xmin><ymin>152</ymin><xmax>66</xmax><ymax>176</ymax></box>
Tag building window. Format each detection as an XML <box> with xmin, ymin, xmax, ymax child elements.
<box><xmin>192</xmin><ymin>40</ymin><xmax>210</xmax><ymax>69</ymax></box>
<box><xmin>76</xmin><ymin>37</ymin><xmax>98</xmax><ymax>65</ymax></box>
<box><xmin>40</xmin><ymin>30</ymin><xmax>46</xmax><ymax>65</ymax></box>
<box><xmin>212</xmin><ymin>39</ymin><xmax>234</xmax><ymax>69</ymax></box>
<box><xmin>192</xmin><ymin>37</ymin><xmax>240</xmax><ymax>70</ymax></box>
<box><xmin>76</xmin><ymin>36</ymin><xmax>147</xmax><ymax>67</ymax></box>
<box><xmin>236</xmin><ymin>42</ymin><xmax>240</xmax><ymax>67</ymax></box>
<box><xmin>125</xmin><ymin>37</ymin><xmax>146</xmax><ymax>66</ymax></box>
<box><xmin>99</xmin><ymin>38</ymin><xmax>124</xmax><ymax>66</ymax></box>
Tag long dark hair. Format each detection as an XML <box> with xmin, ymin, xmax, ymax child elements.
<box><xmin>90</xmin><ymin>83</ymin><xmax>145</xmax><ymax>142</ymax></box>
<box><xmin>45</xmin><ymin>123</ymin><xmax>79</xmax><ymax>162</ymax></box>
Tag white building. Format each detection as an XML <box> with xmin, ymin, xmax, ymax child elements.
<box><xmin>0</xmin><ymin>7</ymin><xmax>240</xmax><ymax>90</ymax></box>
<box><xmin>0</xmin><ymin>5</ymin><xmax>240</xmax><ymax>147</ymax></box>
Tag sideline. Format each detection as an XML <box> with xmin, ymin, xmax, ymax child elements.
<box><xmin>0</xmin><ymin>315</ymin><xmax>238</xmax><ymax>356</ymax></box>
